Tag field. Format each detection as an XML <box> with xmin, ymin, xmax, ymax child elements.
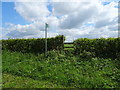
<box><xmin>64</xmin><ymin>43</ymin><xmax>74</xmax><ymax>51</ymax></box>
<box><xmin>2</xmin><ymin>50</ymin><xmax>120</xmax><ymax>88</ymax></box>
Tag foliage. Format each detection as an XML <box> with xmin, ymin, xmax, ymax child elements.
<box><xmin>2</xmin><ymin>73</ymin><xmax>63</xmax><ymax>88</ymax></box>
<box><xmin>2</xmin><ymin>50</ymin><xmax>120</xmax><ymax>88</ymax></box>
<box><xmin>2</xmin><ymin>36</ymin><xmax>120</xmax><ymax>88</ymax></box>
<box><xmin>74</xmin><ymin>37</ymin><xmax>120</xmax><ymax>59</ymax></box>
<box><xmin>79</xmin><ymin>50</ymin><xmax>95</xmax><ymax>60</ymax></box>
<box><xmin>2</xmin><ymin>35</ymin><xmax>65</xmax><ymax>54</ymax></box>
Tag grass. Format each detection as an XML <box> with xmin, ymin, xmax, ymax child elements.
<box><xmin>2</xmin><ymin>50</ymin><xmax>120</xmax><ymax>88</ymax></box>
<box><xmin>64</xmin><ymin>43</ymin><xmax>74</xmax><ymax>51</ymax></box>
<box><xmin>64</xmin><ymin>44</ymin><xmax>73</xmax><ymax>47</ymax></box>
<box><xmin>3</xmin><ymin>73</ymin><xmax>63</xmax><ymax>88</ymax></box>
<box><xmin>64</xmin><ymin>48</ymin><xmax>74</xmax><ymax>51</ymax></box>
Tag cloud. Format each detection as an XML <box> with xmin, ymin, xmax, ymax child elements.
<box><xmin>95</xmin><ymin>18</ymin><xmax>114</xmax><ymax>28</ymax></box>
<box><xmin>2</xmin><ymin>0</ymin><xmax>118</xmax><ymax>41</ymax></box>
<box><xmin>93</xmin><ymin>1</ymin><xmax>118</xmax><ymax>28</ymax></box>
<box><xmin>59</xmin><ymin>6</ymin><xmax>98</xmax><ymax>29</ymax></box>
<box><xmin>88</xmin><ymin>28</ymin><xmax>118</xmax><ymax>38</ymax></box>
<box><xmin>14</xmin><ymin>1</ymin><xmax>50</xmax><ymax>22</ymax></box>
<box><xmin>52</xmin><ymin>2</ymin><xmax>81</xmax><ymax>16</ymax></box>
<box><xmin>52</xmin><ymin>1</ymin><xmax>117</xmax><ymax>30</ymax></box>
<box><xmin>2</xmin><ymin>22</ymin><xmax>43</xmax><ymax>39</ymax></box>
<box><xmin>2</xmin><ymin>20</ymin><xmax>59</xmax><ymax>39</ymax></box>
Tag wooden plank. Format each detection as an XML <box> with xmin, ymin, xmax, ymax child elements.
<box><xmin>64</xmin><ymin>47</ymin><xmax>74</xmax><ymax>48</ymax></box>
<box><xmin>64</xmin><ymin>48</ymin><xmax>74</xmax><ymax>50</ymax></box>
<box><xmin>64</xmin><ymin>44</ymin><xmax>73</xmax><ymax>47</ymax></box>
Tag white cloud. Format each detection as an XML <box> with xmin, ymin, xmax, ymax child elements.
<box><xmin>2</xmin><ymin>0</ymin><xmax>118</xmax><ymax>41</ymax></box>
<box><xmin>59</xmin><ymin>6</ymin><xmax>98</xmax><ymax>29</ymax></box>
<box><xmin>2</xmin><ymin>21</ymin><xmax>59</xmax><ymax>39</ymax></box>
<box><xmin>2</xmin><ymin>22</ymin><xmax>43</xmax><ymax>39</ymax></box>
<box><xmin>52</xmin><ymin>2</ymin><xmax>81</xmax><ymax>16</ymax></box>
<box><xmin>14</xmin><ymin>2</ymin><xmax>50</xmax><ymax>22</ymax></box>
<box><xmin>95</xmin><ymin>18</ymin><xmax>114</xmax><ymax>28</ymax></box>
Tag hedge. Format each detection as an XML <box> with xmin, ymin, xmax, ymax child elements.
<box><xmin>2</xmin><ymin>35</ymin><xmax>65</xmax><ymax>54</ymax></box>
<box><xmin>74</xmin><ymin>37</ymin><xmax>120</xmax><ymax>59</ymax></box>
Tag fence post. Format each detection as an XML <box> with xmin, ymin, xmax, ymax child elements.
<box><xmin>45</xmin><ymin>23</ymin><xmax>48</xmax><ymax>57</ymax></box>
<box><xmin>62</xmin><ymin>35</ymin><xmax>64</xmax><ymax>50</ymax></box>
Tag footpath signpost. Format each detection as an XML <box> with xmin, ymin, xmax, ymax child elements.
<box><xmin>45</xmin><ymin>23</ymin><xmax>49</xmax><ymax>57</ymax></box>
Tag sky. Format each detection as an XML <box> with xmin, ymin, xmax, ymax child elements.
<box><xmin>1</xmin><ymin>0</ymin><xmax>119</xmax><ymax>41</ymax></box>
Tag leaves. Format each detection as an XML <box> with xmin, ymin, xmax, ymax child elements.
<box><xmin>2</xmin><ymin>35</ymin><xmax>65</xmax><ymax>54</ymax></box>
<box><xmin>74</xmin><ymin>37</ymin><xmax>120</xmax><ymax>59</ymax></box>
<box><xmin>2</xmin><ymin>50</ymin><xmax>120</xmax><ymax>88</ymax></box>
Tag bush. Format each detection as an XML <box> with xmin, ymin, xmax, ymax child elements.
<box><xmin>79</xmin><ymin>50</ymin><xmax>95</xmax><ymax>59</ymax></box>
<box><xmin>2</xmin><ymin>35</ymin><xmax>65</xmax><ymax>54</ymax></box>
<box><xmin>74</xmin><ymin>37</ymin><xmax>120</xmax><ymax>59</ymax></box>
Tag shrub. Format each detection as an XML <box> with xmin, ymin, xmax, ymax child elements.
<box><xmin>79</xmin><ymin>50</ymin><xmax>95</xmax><ymax>59</ymax></box>
<box><xmin>74</xmin><ymin>37</ymin><xmax>120</xmax><ymax>59</ymax></box>
<box><xmin>2</xmin><ymin>35</ymin><xmax>65</xmax><ymax>54</ymax></box>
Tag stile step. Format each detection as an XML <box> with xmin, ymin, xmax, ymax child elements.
<box><xmin>64</xmin><ymin>47</ymin><xmax>74</xmax><ymax>48</ymax></box>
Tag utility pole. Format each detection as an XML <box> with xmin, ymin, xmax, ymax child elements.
<box><xmin>45</xmin><ymin>23</ymin><xmax>48</xmax><ymax>57</ymax></box>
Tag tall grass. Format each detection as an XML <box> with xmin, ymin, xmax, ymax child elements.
<box><xmin>2</xmin><ymin>50</ymin><xmax>120</xmax><ymax>88</ymax></box>
<box><xmin>3</xmin><ymin>73</ymin><xmax>63</xmax><ymax>88</ymax></box>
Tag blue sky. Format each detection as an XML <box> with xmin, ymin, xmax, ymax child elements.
<box><xmin>2</xmin><ymin>2</ymin><xmax>31</xmax><ymax>27</ymax></box>
<box><xmin>2</xmin><ymin>2</ymin><xmax>54</xmax><ymax>26</ymax></box>
<box><xmin>1</xmin><ymin>0</ymin><xmax>118</xmax><ymax>41</ymax></box>
<box><xmin>102</xmin><ymin>2</ymin><xmax>111</xmax><ymax>5</ymax></box>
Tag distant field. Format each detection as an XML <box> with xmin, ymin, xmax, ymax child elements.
<box><xmin>64</xmin><ymin>48</ymin><xmax>74</xmax><ymax>51</ymax></box>
<box><xmin>64</xmin><ymin>44</ymin><xmax>73</xmax><ymax>47</ymax></box>
<box><xmin>2</xmin><ymin>50</ymin><xmax>120</xmax><ymax>88</ymax></box>
<box><xmin>64</xmin><ymin>43</ymin><xmax>74</xmax><ymax>51</ymax></box>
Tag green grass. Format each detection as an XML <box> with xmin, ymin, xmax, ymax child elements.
<box><xmin>64</xmin><ymin>44</ymin><xmax>73</xmax><ymax>47</ymax></box>
<box><xmin>3</xmin><ymin>73</ymin><xmax>63</xmax><ymax>88</ymax></box>
<box><xmin>64</xmin><ymin>44</ymin><xmax>74</xmax><ymax>51</ymax></box>
<box><xmin>2</xmin><ymin>50</ymin><xmax>120</xmax><ymax>88</ymax></box>
<box><xmin>64</xmin><ymin>48</ymin><xmax>74</xmax><ymax>51</ymax></box>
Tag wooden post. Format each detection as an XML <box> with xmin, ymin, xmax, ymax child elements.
<box><xmin>45</xmin><ymin>23</ymin><xmax>48</xmax><ymax>57</ymax></box>
<box><xmin>63</xmin><ymin>35</ymin><xmax>64</xmax><ymax>50</ymax></box>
